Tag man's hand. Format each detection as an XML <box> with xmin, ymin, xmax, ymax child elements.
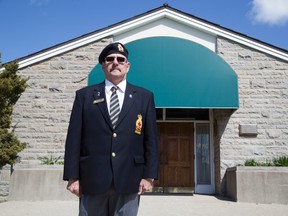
<box><xmin>67</xmin><ymin>179</ymin><xmax>81</xmax><ymax>197</ymax></box>
<box><xmin>138</xmin><ymin>179</ymin><xmax>154</xmax><ymax>195</ymax></box>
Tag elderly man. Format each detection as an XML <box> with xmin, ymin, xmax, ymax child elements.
<box><xmin>63</xmin><ymin>42</ymin><xmax>159</xmax><ymax>216</ymax></box>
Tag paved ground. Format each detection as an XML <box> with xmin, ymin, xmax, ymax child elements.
<box><xmin>1</xmin><ymin>194</ymin><xmax>288</xmax><ymax>216</ymax></box>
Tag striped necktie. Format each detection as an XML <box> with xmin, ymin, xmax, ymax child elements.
<box><xmin>110</xmin><ymin>86</ymin><xmax>120</xmax><ymax>128</ymax></box>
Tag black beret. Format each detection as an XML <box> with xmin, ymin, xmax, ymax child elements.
<box><xmin>98</xmin><ymin>42</ymin><xmax>129</xmax><ymax>64</ymax></box>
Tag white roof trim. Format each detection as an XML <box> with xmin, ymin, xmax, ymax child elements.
<box><xmin>162</xmin><ymin>9</ymin><xmax>288</xmax><ymax>61</ymax></box>
<box><xmin>18</xmin><ymin>7</ymin><xmax>288</xmax><ymax>69</ymax></box>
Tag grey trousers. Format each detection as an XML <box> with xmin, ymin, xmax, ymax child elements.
<box><xmin>79</xmin><ymin>187</ymin><xmax>140</xmax><ymax>216</ymax></box>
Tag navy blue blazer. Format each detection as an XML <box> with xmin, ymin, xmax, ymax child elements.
<box><xmin>63</xmin><ymin>82</ymin><xmax>159</xmax><ymax>195</ymax></box>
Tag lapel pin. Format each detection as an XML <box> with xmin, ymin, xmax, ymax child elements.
<box><xmin>129</xmin><ymin>94</ymin><xmax>132</xmax><ymax>98</ymax></box>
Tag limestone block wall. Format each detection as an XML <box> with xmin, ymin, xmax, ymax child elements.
<box><xmin>12</xmin><ymin>37</ymin><xmax>112</xmax><ymax>165</ymax></box>
<box><xmin>8</xmin><ymin>35</ymin><xmax>288</xmax><ymax>196</ymax></box>
<box><xmin>215</xmin><ymin>37</ymin><xmax>288</xmax><ymax>192</ymax></box>
<box><xmin>0</xmin><ymin>166</ymin><xmax>10</xmax><ymax>202</ymax></box>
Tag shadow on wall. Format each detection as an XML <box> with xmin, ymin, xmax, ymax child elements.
<box><xmin>213</xmin><ymin>109</ymin><xmax>235</xmax><ymax>195</ymax></box>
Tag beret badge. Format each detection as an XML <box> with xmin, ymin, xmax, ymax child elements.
<box><xmin>118</xmin><ymin>44</ymin><xmax>124</xmax><ymax>53</ymax></box>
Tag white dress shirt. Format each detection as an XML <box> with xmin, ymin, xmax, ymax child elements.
<box><xmin>105</xmin><ymin>79</ymin><xmax>126</xmax><ymax>114</ymax></box>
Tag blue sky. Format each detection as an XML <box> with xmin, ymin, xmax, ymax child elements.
<box><xmin>0</xmin><ymin>0</ymin><xmax>287</xmax><ymax>63</ymax></box>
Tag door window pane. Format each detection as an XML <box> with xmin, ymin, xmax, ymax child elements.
<box><xmin>196</xmin><ymin>123</ymin><xmax>211</xmax><ymax>184</ymax></box>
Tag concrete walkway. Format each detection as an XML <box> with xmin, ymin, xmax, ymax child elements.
<box><xmin>1</xmin><ymin>194</ymin><xmax>288</xmax><ymax>216</ymax></box>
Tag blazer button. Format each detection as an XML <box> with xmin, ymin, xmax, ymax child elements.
<box><xmin>112</xmin><ymin>152</ymin><xmax>116</xmax><ymax>157</ymax></box>
<box><xmin>113</xmin><ymin>133</ymin><xmax>117</xmax><ymax>138</ymax></box>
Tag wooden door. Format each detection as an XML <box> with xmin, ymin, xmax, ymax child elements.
<box><xmin>155</xmin><ymin>122</ymin><xmax>194</xmax><ymax>193</ymax></box>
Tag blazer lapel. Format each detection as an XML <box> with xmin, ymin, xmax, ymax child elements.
<box><xmin>116</xmin><ymin>83</ymin><xmax>136</xmax><ymax>127</ymax></box>
<box><xmin>93</xmin><ymin>83</ymin><xmax>113</xmax><ymax>129</ymax></box>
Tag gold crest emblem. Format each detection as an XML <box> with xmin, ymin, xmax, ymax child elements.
<box><xmin>118</xmin><ymin>44</ymin><xmax>124</xmax><ymax>52</ymax></box>
<box><xmin>135</xmin><ymin>114</ymin><xmax>142</xmax><ymax>135</ymax></box>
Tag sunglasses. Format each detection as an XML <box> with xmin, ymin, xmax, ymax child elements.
<box><xmin>105</xmin><ymin>56</ymin><xmax>127</xmax><ymax>63</ymax></box>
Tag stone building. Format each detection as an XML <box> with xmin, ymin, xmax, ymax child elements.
<box><xmin>2</xmin><ymin>5</ymin><xmax>288</xmax><ymax>198</ymax></box>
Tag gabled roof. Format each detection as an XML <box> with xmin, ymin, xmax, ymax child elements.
<box><xmin>12</xmin><ymin>4</ymin><xmax>288</xmax><ymax>68</ymax></box>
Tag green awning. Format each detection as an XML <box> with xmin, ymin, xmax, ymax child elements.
<box><xmin>88</xmin><ymin>37</ymin><xmax>239</xmax><ymax>108</ymax></box>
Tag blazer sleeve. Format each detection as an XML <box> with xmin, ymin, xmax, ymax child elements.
<box><xmin>143</xmin><ymin>92</ymin><xmax>159</xmax><ymax>179</ymax></box>
<box><xmin>63</xmin><ymin>91</ymin><xmax>83</xmax><ymax>180</ymax></box>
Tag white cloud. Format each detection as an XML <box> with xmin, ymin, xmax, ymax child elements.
<box><xmin>250</xmin><ymin>0</ymin><xmax>288</xmax><ymax>25</ymax></box>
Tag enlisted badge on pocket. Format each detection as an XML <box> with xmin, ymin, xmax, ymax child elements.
<box><xmin>135</xmin><ymin>114</ymin><xmax>142</xmax><ymax>135</ymax></box>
